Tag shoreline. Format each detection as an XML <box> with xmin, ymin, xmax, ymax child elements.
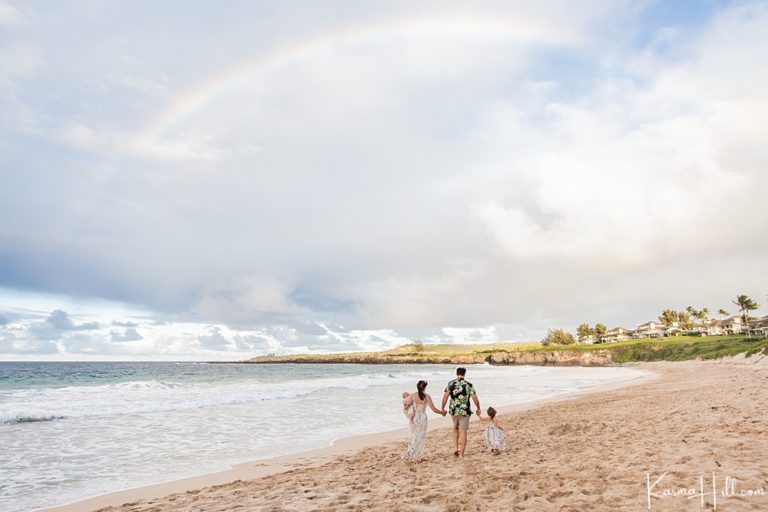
<box><xmin>41</xmin><ymin>365</ymin><xmax>656</xmax><ymax>512</ymax></box>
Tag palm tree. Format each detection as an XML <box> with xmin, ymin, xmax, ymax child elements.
<box><xmin>732</xmin><ymin>295</ymin><xmax>760</xmax><ymax>339</ymax></box>
<box><xmin>686</xmin><ymin>307</ymin><xmax>710</xmax><ymax>333</ymax></box>
<box><xmin>659</xmin><ymin>309</ymin><xmax>678</xmax><ymax>327</ymax></box>
<box><xmin>718</xmin><ymin>308</ymin><xmax>729</xmax><ymax>318</ymax></box>
<box><xmin>677</xmin><ymin>310</ymin><xmax>693</xmax><ymax>331</ymax></box>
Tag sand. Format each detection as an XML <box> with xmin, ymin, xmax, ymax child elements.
<box><xmin>46</xmin><ymin>355</ymin><xmax>767</xmax><ymax>511</ymax></box>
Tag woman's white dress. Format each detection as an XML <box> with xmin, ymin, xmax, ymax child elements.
<box><xmin>402</xmin><ymin>398</ymin><xmax>428</xmax><ymax>461</ymax></box>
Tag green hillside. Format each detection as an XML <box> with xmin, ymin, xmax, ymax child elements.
<box><xmin>243</xmin><ymin>335</ymin><xmax>767</xmax><ymax>365</ymax></box>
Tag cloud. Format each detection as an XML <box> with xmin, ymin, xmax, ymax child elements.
<box><xmin>468</xmin><ymin>12</ymin><xmax>767</xmax><ymax>267</ymax></box>
<box><xmin>60</xmin><ymin>122</ymin><xmax>232</xmax><ymax>161</ymax></box>
<box><xmin>289</xmin><ymin>290</ymin><xmax>358</xmax><ymax>314</ymax></box>
<box><xmin>48</xmin><ymin>310</ymin><xmax>99</xmax><ymax>330</ymax></box>
<box><xmin>0</xmin><ymin>44</ymin><xmax>43</xmax><ymax>88</ymax></box>
<box><xmin>232</xmin><ymin>333</ymin><xmax>272</xmax><ymax>352</ymax></box>
<box><xmin>197</xmin><ymin>326</ymin><xmax>230</xmax><ymax>350</ymax></box>
<box><xmin>0</xmin><ymin>334</ymin><xmax>12</xmax><ymax>352</ymax></box>
<box><xmin>4</xmin><ymin>334</ymin><xmax>58</xmax><ymax>354</ymax></box>
<box><xmin>46</xmin><ymin>310</ymin><xmax>78</xmax><ymax>329</ymax></box>
<box><xmin>288</xmin><ymin>320</ymin><xmax>328</xmax><ymax>336</ymax></box>
<box><xmin>112</xmin><ymin>319</ymin><xmax>138</xmax><ymax>327</ymax></box>
<box><xmin>0</xmin><ymin>314</ymin><xmax>9</xmax><ymax>325</ymax></box>
<box><xmin>0</xmin><ymin>2</ymin><xmax>23</xmax><ymax>27</ymax></box>
<box><xmin>110</xmin><ymin>327</ymin><xmax>143</xmax><ymax>342</ymax></box>
<box><xmin>61</xmin><ymin>332</ymin><xmax>116</xmax><ymax>354</ymax></box>
<box><xmin>28</xmin><ymin>310</ymin><xmax>100</xmax><ymax>340</ymax></box>
<box><xmin>192</xmin><ymin>275</ymin><xmax>304</xmax><ymax>323</ymax></box>
<box><xmin>439</xmin><ymin>327</ymin><xmax>498</xmax><ymax>344</ymax></box>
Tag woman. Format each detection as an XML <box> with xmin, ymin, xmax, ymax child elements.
<box><xmin>402</xmin><ymin>380</ymin><xmax>446</xmax><ymax>463</ymax></box>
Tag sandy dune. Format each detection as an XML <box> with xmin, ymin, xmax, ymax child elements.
<box><xmin>74</xmin><ymin>355</ymin><xmax>768</xmax><ymax>511</ymax></box>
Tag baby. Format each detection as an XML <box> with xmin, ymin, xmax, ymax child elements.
<box><xmin>402</xmin><ymin>391</ymin><xmax>415</xmax><ymax>423</ymax></box>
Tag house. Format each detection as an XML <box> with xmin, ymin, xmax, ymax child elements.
<box><xmin>661</xmin><ymin>323</ymin><xmax>684</xmax><ymax>337</ymax></box>
<box><xmin>717</xmin><ymin>316</ymin><xmax>745</xmax><ymax>335</ymax></box>
<box><xmin>580</xmin><ymin>335</ymin><xmax>597</xmax><ymax>345</ymax></box>
<box><xmin>603</xmin><ymin>327</ymin><xmax>632</xmax><ymax>343</ymax></box>
<box><xmin>688</xmin><ymin>319</ymin><xmax>720</xmax><ymax>336</ymax></box>
<box><xmin>751</xmin><ymin>316</ymin><xmax>768</xmax><ymax>336</ymax></box>
<box><xmin>634</xmin><ymin>321</ymin><xmax>665</xmax><ymax>339</ymax></box>
<box><xmin>697</xmin><ymin>319</ymin><xmax>723</xmax><ymax>336</ymax></box>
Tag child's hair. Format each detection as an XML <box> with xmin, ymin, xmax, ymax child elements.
<box><xmin>487</xmin><ymin>407</ymin><xmax>497</xmax><ymax>419</ymax></box>
<box><xmin>417</xmin><ymin>380</ymin><xmax>427</xmax><ymax>400</ymax></box>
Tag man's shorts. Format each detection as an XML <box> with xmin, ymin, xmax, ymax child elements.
<box><xmin>451</xmin><ymin>414</ymin><xmax>470</xmax><ymax>432</ymax></box>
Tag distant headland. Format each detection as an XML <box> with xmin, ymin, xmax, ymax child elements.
<box><xmin>234</xmin><ymin>335</ymin><xmax>768</xmax><ymax>366</ymax></box>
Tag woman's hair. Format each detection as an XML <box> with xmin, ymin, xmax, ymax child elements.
<box><xmin>417</xmin><ymin>380</ymin><xmax>427</xmax><ymax>401</ymax></box>
<box><xmin>487</xmin><ymin>407</ymin><xmax>497</xmax><ymax>419</ymax></box>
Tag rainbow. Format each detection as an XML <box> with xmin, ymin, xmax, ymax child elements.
<box><xmin>141</xmin><ymin>14</ymin><xmax>579</xmax><ymax>141</ymax></box>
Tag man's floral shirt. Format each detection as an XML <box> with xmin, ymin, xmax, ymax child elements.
<box><xmin>445</xmin><ymin>378</ymin><xmax>475</xmax><ymax>416</ymax></box>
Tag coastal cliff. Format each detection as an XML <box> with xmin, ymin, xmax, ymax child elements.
<box><xmin>485</xmin><ymin>349</ymin><xmax>614</xmax><ymax>366</ymax></box>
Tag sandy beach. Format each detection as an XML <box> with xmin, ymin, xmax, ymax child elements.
<box><xmin>47</xmin><ymin>355</ymin><xmax>767</xmax><ymax>512</ymax></box>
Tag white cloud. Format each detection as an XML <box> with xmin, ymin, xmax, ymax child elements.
<box><xmin>29</xmin><ymin>310</ymin><xmax>100</xmax><ymax>340</ymax></box>
<box><xmin>0</xmin><ymin>2</ymin><xmax>23</xmax><ymax>27</ymax></box>
<box><xmin>110</xmin><ymin>327</ymin><xmax>143</xmax><ymax>342</ymax></box>
<box><xmin>0</xmin><ymin>44</ymin><xmax>43</xmax><ymax>87</ymax></box>
<box><xmin>437</xmin><ymin>327</ymin><xmax>498</xmax><ymax>344</ymax></box>
<box><xmin>197</xmin><ymin>326</ymin><xmax>230</xmax><ymax>350</ymax></box>
<box><xmin>466</xmin><ymin>3</ymin><xmax>768</xmax><ymax>272</ymax></box>
<box><xmin>193</xmin><ymin>275</ymin><xmax>304</xmax><ymax>323</ymax></box>
<box><xmin>59</xmin><ymin>122</ymin><xmax>231</xmax><ymax>161</ymax></box>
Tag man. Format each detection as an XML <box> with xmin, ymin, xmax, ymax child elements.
<box><xmin>441</xmin><ymin>367</ymin><xmax>481</xmax><ymax>457</ymax></box>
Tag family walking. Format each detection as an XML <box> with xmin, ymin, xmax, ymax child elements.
<box><xmin>401</xmin><ymin>367</ymin><xmax>506</xmax><ymax>463</ymax></box>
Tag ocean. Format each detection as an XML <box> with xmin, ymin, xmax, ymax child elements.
<box><xmin>0</xmin><ymin>361</ymin><xmax>646</xmax><ymax>511</ymax></box>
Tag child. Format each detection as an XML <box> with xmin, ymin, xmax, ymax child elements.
<box><xmin>481</xmin><ymin>406</ymin><xmax>507</xmax><ymax>455</ymax></box>
<box><xmin>402</xmin><ymin>391</ymin><xmax>415</xmax><ymax>423</ymax></box>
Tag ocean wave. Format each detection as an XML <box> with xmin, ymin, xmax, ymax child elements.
<box><xmin>0</xmin><ymin>413</ymin><xmax>64</xmax><ymax>425</ymax></box>
<box><xmin>0</xmin><ymin>370</ymin><xmax>451</xmax><ymax>425</ymax></box>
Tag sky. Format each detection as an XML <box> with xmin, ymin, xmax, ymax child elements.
<box><xmin>1</xmin><ymin>0</ymin><xmax>767</xmax><ymax>360</ymax></box>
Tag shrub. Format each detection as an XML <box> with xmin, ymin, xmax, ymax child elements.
<box><xmin>542</xmin><ymin>328</ymin><xmax>576</xmax><ymax>346</ymax></box>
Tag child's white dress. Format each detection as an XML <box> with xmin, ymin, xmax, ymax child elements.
<box><xmin>486</xmin><ymin>420</ymin><xmax>507</xmax><ymax>452</ymax></box>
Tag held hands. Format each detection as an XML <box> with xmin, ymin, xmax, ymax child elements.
<box><xmin>441</xmin><ymin>409</ymin><xmax>447</xmax><ymax>417</ymax></box>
